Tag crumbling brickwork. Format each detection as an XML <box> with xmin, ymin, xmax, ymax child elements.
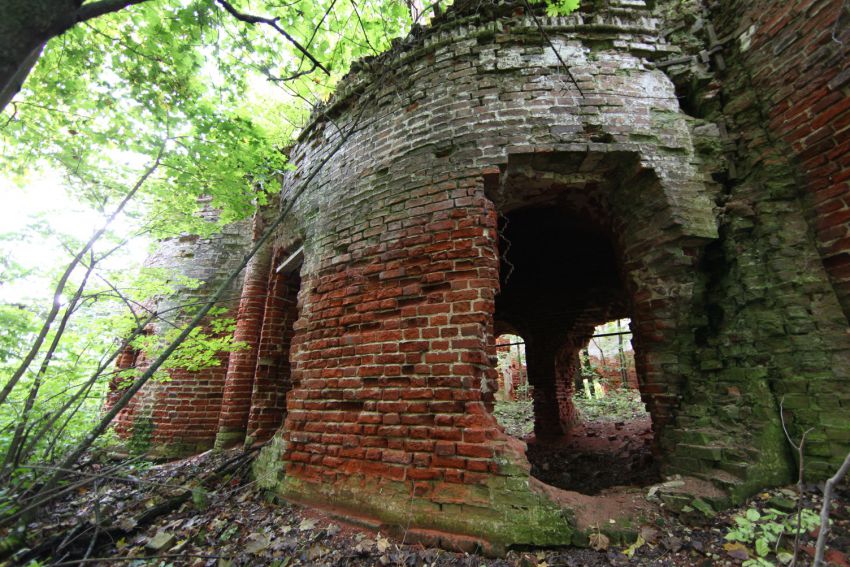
<box><xmin>109</xmin><ymin>205</ymin><xmax>252</xmax><ymax>457</ymax></box>
<box><xmin>110</xmin><ymin>0</ymin><xmax>850</xmax><ymax>551</ymax></box>
<box><xmin>723</xmin><ymin>0</ymin><xmax>850</xmax><ymax>319</ymax></box>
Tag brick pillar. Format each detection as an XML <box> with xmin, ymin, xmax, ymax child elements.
<box><xmin>245</xmin><ymin>268</ymin><xmax>301</xmax><ymax>445</ymax></box>
<box><xmin>526</xmin><ymin>340</ymin><xmax>565</xmax><ymax>438</ymax></box>
<box><xmin>552</xmin><ymin>329</ymin><xmax>594</xmax><ymax>431</ymax></box>
<box><xmin>553</xmin><ymin>348</ymin><xmax>579</xmax><ymax>429</ymax></box>
<box><xmin>214</xmin><ymin>243</ymin><xmax>272</xmax><ymax>448</ymax></box>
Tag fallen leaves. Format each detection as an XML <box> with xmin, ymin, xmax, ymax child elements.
<box><xmin>589</xmin><ymin>531</ymin><xmax>609</xmax><ymax>551</ymax></box>
<box><xmin>243</xmin><ymin>532</ymin><xmax>270</xmax><ymax>553</ymax></box>
<box><xmin>18</xmin><ymin>447</ymin><xmax>850</xmax><ymax>567</ymax></box>
<box><xmin>622</xmin><ymin>534</ymin><xmax>645</xmax><ymax>558</ymax></box>
<box><xmin>723</xmin><ymin>541</ymin><xmax>750</xmax><ymax>560</ymax></box>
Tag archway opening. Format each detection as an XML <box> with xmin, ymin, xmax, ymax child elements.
<box><xmin>492</xmin><ymin>332</ymin><xmax>534</xmax><ymax>439</ymax></box>
<box><xmin>527</xmin><ymin>318</ymin><xmax>657</xmax><ymax>494</ymax></box>
<box><xmin>492</xmin><ymin>202</ymin><xmax>659</xmax><ymax>494</ymax></box>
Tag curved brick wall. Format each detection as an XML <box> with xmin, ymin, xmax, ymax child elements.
<box><xmin>267</xmin><ymin>0</ymin><xmax>720</xmax><ymax>548</ymax></box>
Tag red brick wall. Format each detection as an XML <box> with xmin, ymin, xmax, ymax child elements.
<box><xmin>586</xmin><ymin>353</ymin><xmax>638</xmax><ymax>389</ymax></box>
<box><xmin>107</xmin><ymin>205</ymin><xmax>252</xmax><ymax>456</ymax></box>
<box><xmin>282</xmin><ymin>195</ymin><xmax>507</xmax><ymax>486</ymax></box>
<box><xmin>110</xmin><ymin>344</ymin><xmax>231</xmax><ymax>455</ymax></box>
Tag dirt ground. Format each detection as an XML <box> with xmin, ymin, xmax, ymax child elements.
<box><xmin>526</xmin><ymin>415</ymin><xmax>658</xmax><ymax>495</ymax></box>
<box><xmin>5</xmin><ymin>446</ymin><xmax>849</xmax><ymax>567</ymax></box>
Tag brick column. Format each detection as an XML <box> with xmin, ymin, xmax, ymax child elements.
<box><xmin>553</xmin><ymin>349</ymin><xmax>579</xmax><ymax>430</ymax></box>
<box><xmin>245</xmin><ymin>268</ymin><xmax>301</xmax><ymax>445</ymax></box>
<box><xmin>526</xmin><ymin>340</ymin><xmax>564</xmax><ymax>438</ymax></box>
<box><xmin>214</xmin><ymin>243</ymin><xmax>272</xmax><ymax>448</ymax></box>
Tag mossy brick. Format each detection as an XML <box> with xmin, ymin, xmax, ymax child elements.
<box><xmin>700</xmin><ymin>359</ymin><xmax>723</xmax><ymax>370</ymax></box>
<box><xmin>659</xmin><ymin>492</ymin><xmax>693</xmax><ymax>512</ymax></box>
<box><xmin>816</xmin><ymin>396</ymin><xmax>846</xmax><ymax>410</ymax></box>
<box><xmin>678</xmin><ymin>444</ymin><xmax>724</xmax><ymax>462</ymax></box>
<box><xmin>806</xmin><ymin>443</ymin><xmax>833</xmax><ymax>457</ymax></box>
<box><xmin>671</xmin><ymin>430</ymin><xmax>716</xmax><ymax>445</ymax></box>
<box><xmin>824</xmin><ymin>428</ymin><xmax>850</xmax><ymax>443</ymax></box>
<box><xmin>666</xmin><ymin>456</ymin><xmax>706</xmax><ymax>474</ymax></box>
<box><xmin>780</xmin><ymin>393</ymin><xmax>811</xmax><ymax>409</ymax></box>
<box><xmin>830</xmin><ymin>443</ymin><xmax>850</xmax><ymax>459</ymax></box>
<box><xmin>808</xmin><ymin>460</ymin><xmax>836</xmax><ymax>478</ymax></box>
<box><xmin>820</xmin><ymin>415</ymin><xmax>850</xmax><ymax>430</ymax></box>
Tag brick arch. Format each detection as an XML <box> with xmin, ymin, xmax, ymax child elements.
<box><xmin>263</xmin><ymin>0</ymin><xmax>727</xmax><ymax>547</ymax></box>
<box><xmin>485</xmin><ymin>149</ymin><xmax>715</xmax><ymax>455</ymax></box>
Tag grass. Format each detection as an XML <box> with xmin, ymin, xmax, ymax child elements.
<box><xmin>493</xmin><ymin>398</ymin><xmax>535</xmax><ymax>438</ymax></box>
<box><xmin>573</xmin><ymin>386</ymin><xmax>648</xmax><ymax>422</ymax></box>
<box><xmin>494</xmin><ymin>386</ymin><xmax>649</xmax><ymax>438</ymax></box>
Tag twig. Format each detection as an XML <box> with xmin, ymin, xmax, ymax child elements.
<box><xmin>779</xmin><ymin>396</ymin><xmax>814</xmax><ymax>567</ymax></box>
<box><xmin>15</xmin><ymin>450</ymin><xmax>255</xmax><ymax>563</ymax></box>
<box><xmin>214</xmin><ymin>0</ymin><xmax>330</xmax><ymax>75</ymax></box>
<box><xmin>51</xmin><ymin>554</ymin><xmax>225</xmax><ymax>565</ymax></box>
<box><xmin>266</xmin><ymin>63</ymin><xmax>319</xmax><ymax>83</ymax></box>
<box><xmin>520</xmin><ymin>0</ymin><xmax>584</xmax><ymax>96</ymax></box>
<box><xmin>0</xmin><ymin>457</ymin><xmax>142</xmax><ymax>519</ymax></box>
<box><xmin>350</xmin><ymin>0</ymin><xmax>379</xmax><ymax>54</ymax></box>
<box><xmin>16</xmin><ymin>465</ymin><xmax>190</xmax><ymax>491</ymax></box>
<box><xmin>813</xmin><ymin>451</ymin><xmax>850</xmax><ymax>566</ymax></box>
<box><xmin>82</xmin><ymin>481</ymin><xmax>100</xmax><ymax>562</ymax></box>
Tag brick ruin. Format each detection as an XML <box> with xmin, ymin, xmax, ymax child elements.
<box><xmin>107</xmin><ymin>0</ymin><xmax>850</xmax><ymax>552</ymax></box>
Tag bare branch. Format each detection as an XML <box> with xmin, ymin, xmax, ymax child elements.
<box><xmin>350</xmin><ymin>0</ymin><xmax>378</xmax><ymax>54</ymax></box>
<box><xmin>214</xmin><ymin>0</ymin><xmax>331</xmax><ymax>75</ymax></box>
<box><xmin>780</xmin><ymin>396</ymin><xmax>814</xmax><ymax>567</ymax></box>
<box><xmin>814</xmin><ymin>451</ymin><xmax>850</xmax><ymax>566</ymax></box>
<box><xmin>264</xmin><ymin>62</ymin><xmax>319</xmax><ymax>83</ymax></box>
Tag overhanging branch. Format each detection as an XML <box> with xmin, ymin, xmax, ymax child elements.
<box><xmin>214</xmin><ymin>0</ymin><xmax>331</xmax><ymax>76</ymax></box>
<box><xmin>73</xmin><ymin>0</ymin><xmax>151</xmax><ymax>26</ymax></box>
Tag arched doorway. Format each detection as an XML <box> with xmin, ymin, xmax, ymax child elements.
<box><xmin>485</xmin><ymin>150</ymin><xmax>711</xmax><ymax>493</ymax></box>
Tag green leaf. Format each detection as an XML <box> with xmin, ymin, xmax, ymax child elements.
<box><xmin>545</xmin><ymin>0</ymin><xmax>580</xmax><ymax>17</ymax></box>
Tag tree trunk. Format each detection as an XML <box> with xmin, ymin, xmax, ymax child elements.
<box><xmin>0</xmin><ymin>0</ymin><xmax>80</xmax><ymax>111</ymax></box>
<box><xmin>0</xmin><ymin>0</ymin><xmax>151</xmax><ymax>113</ymax></box>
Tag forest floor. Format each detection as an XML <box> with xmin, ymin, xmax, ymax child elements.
<box><xmin>6</xmin><ymin>393</ymin><xmax>850</xmax><ymax>566</ymax></box>
<box><xmin>8</xmin><ymin>445</ymin><xmax>849</xmax><ymax>567</ymax></box>
<box><xmin>5</xmin><ymin>444</ymin><xmax>850</xmax><ymax>567</ymax></box>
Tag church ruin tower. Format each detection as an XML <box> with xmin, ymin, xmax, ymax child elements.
<box><xmin>110</xmin><ymin>0</ymin><xmax>850</xmax><ymax>551</ymax></box>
